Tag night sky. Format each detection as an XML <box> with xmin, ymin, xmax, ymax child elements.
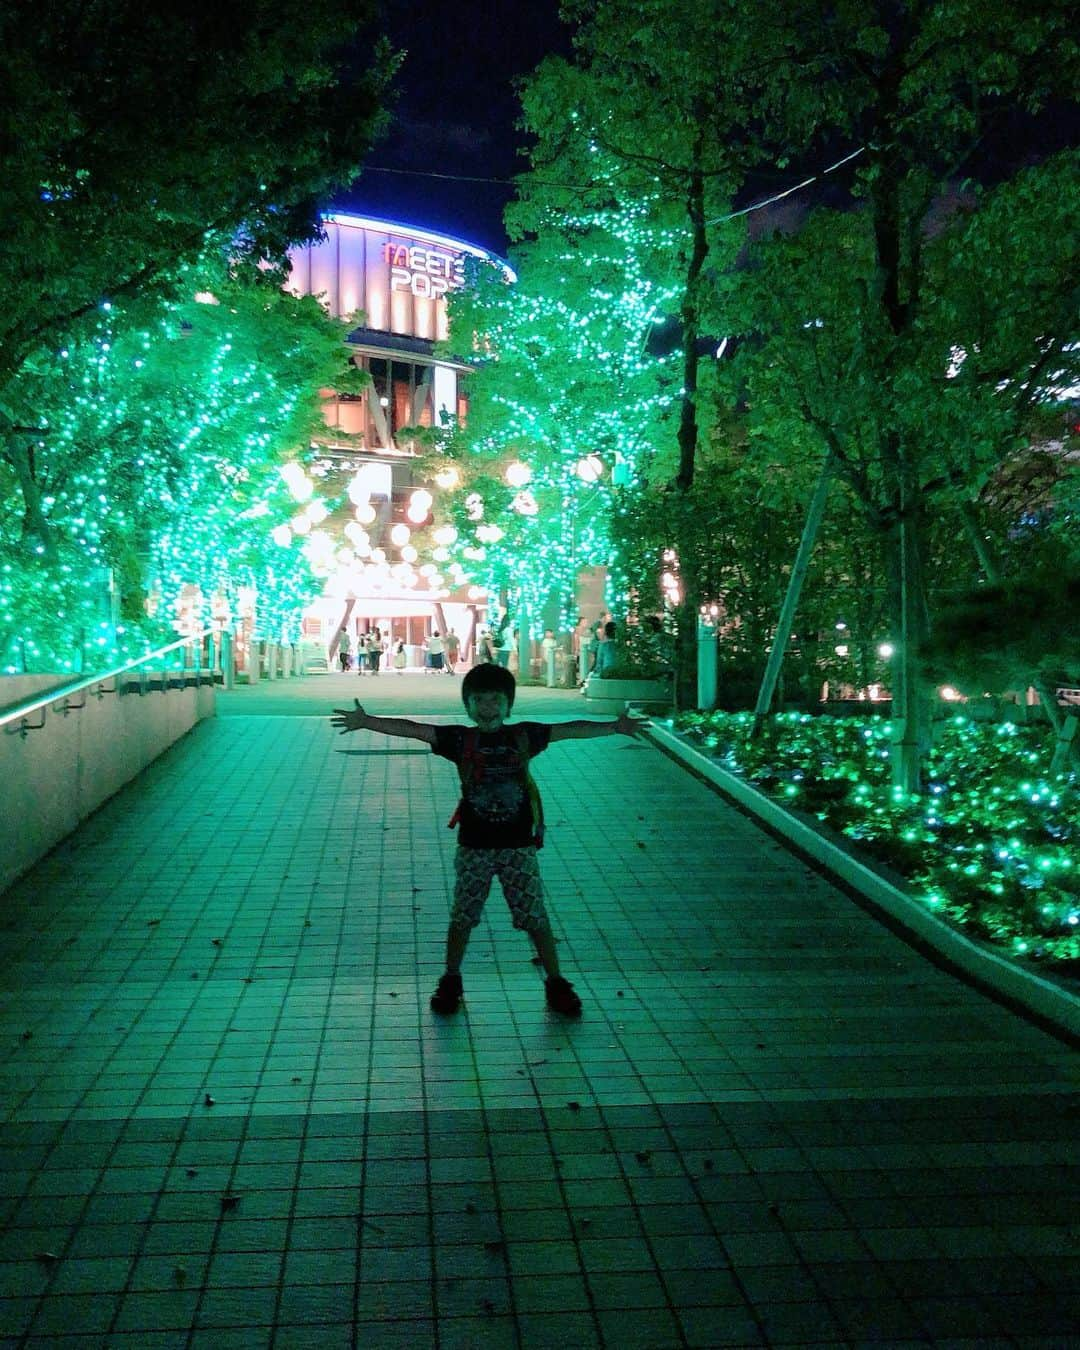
<box><xmin>333</xmin><ymin>3</ymin><xmax>1078</xmax><ymax>261</ymax></box>
<box><xmin>334</xmin><ymin>0</ymin><xmax>572</xmax><ymax>257</ymax></box>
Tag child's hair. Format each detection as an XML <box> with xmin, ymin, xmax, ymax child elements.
<box><xmin>461</xmin><ymin>662</ymin><xmax>516</xmax><ymax>711</ymax></box>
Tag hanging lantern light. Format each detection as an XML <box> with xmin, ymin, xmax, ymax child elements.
<box><xmin>505</xmin><ymin>460</ymin><xmax>531</xmax><ymax>487</ymax></box>
<box><xmin>390</xmin><ymin>523</ymin><xmax>411</xmax><ymax>547</ymax></box>
<box><xmin>576</xmin><ymin>454</ymin><xmax>603</xmax><ymax>483</ymax></box>
<box><xmin>280</xmin><ymin>462</ymin><xmax>313</xmax><ymax>502</ymax></box>
<box><xmin>407</xmin><ymin>488</ymin><xmax>432</xmax><ymax>525</ymax></box>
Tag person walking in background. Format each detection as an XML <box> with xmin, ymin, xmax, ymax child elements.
<box><xmin>541</xmin><ymin>628</ymin><xmax>558</xmax><ymax>687</ymax></box>
<box><xmin>492</xmin><ymin>621</ymin><xmax>511</xmax><ymax>669</ymax></box>
<box><xmin>338</xmin><ymin>628</ymin><xmax>352</xmax><ymax>673</ymax></box>
<box><xmin>426</xmin><ymin>629</ymin><xmax>445</xmax><ymax>673</ymax></box>
<box><xmin>593</xmin><ymin>620</ymin><xmax>618</xmax><ymax>679</ymax></box>
<box><xmin>477</xmin><ymin>629</ymin><xmax>495</xmax><ymax>664</ymax></box>
<box><xmin>393</xmin><ymin>639</ymin><xmax>407</xmax><ymax>674</ymax></box>
<box><xmin>581</xmin><ymin>621</ymin><xmax>602</xmax><ymax>688</ymax></box>
<box><xmin>366</xmin><ymin>628</ymin><xmax>384</xmax><ymax>675</ymax></box>
<box><xmin>444</xmin><ymin>628</ymin><xmax>460</xmax><ymax>674</ymax></box>
<box><xmin>331</xmin><ymin>665</ymin><xmax>642</xmax><ymax>1017</ymax></box>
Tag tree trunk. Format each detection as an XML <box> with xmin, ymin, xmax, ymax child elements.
<box><xmin>890</xmin><ymin>483</ymin><xmax>930</xmax><ymax>793</ymax></box>
<box><xmin>867</xmin><ymin>73</ymin><xmax>929</xmax><ymax>794</ymax></box>
<box><xmin>4</xmin><ymin>432</ymin><xmax>58</xmax><ymax>564</ymax></box>
<box><xmin>675</xmin><ymin>159</ymin><xmax>708</xmax><ymax>493</ymax></box>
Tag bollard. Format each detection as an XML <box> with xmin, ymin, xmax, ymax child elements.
<box><xmin>697</xmin><ymin>612</ymin><xmax>718</xmax><ymax>710</ymax></box>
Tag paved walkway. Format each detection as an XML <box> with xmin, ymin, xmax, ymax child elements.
<box><xmin>0</xmin><ymin>673</ymin><xmax>1077</xmax><ymax>1349</ymax></box>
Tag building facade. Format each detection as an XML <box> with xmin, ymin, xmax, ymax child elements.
<box><xmin>284</xmin><ymin>213</ymin><xmax>514</xmax><ymax>666</ymax></box>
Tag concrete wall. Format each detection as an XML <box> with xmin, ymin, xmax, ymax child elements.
<box><xmin>0</xmin><ymin>678</ymin><xmax>214</xmax><ymax>894</ymax></box>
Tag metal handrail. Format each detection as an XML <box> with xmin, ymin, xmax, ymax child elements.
<box><xmin>0</xmin><ymin>629</ymin><xmax>218</xmax><ymax>734</ymax></box>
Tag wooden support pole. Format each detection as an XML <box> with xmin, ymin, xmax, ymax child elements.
<box><xmin>750</xmin><ymin>453</ymin><xmax>834</xmax><ymax>737</ymax></box>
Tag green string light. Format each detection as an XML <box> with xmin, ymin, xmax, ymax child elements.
<box><xmin>678</xmin><ymin>708</ymin><xmax>1079</xmax><ymax>964</ymax></box>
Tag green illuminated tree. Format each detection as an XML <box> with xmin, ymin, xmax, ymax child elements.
<box><xmin>507</xmin><ymin>2</ymin><xmax>757</xmax><ymax>698</ymax></box>
<box><xmin>721</xmin><ymin>1</ymin><xmax>1080</xmax><ymax>788</ymax></box>
<box><xmin>0</xmin><ymin>0</ymin><xmax>394</xmax><ymax>564</ymax></box>
<box><xmin>0</xmin><ymin>263</ymin><xmax>362</xmax><ymax>672</ymax></box>
<box><xmin>434</xmin><ymin>193</ymin><xmax>686</xmax><ymax>634</ymax></box>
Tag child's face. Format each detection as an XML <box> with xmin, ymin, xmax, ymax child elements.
<box><xmin>467</xmin><ymin>691</ymin><xmax>509</xmax><ymax>731</ymax></box>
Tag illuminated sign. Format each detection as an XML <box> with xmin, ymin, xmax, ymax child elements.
<box><xmin>383</xmin><ymin>242</ymin><xmax>466</xmax><ymax>299</ymax></box>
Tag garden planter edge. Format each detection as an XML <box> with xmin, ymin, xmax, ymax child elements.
<box><xmin>644</xmin><ymin>721</ymin><xmax>1079</xmax><ymax>1044</ymax></box>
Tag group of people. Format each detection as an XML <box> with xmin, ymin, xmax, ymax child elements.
<box><xmin>335</xmin><ymin>614</ymin><xmax>661</xmax><ymax>683</ymax></box>
<box><xmin>582</xmin><ymin>618</ymin><xmax>618</xmax><ymax>684</ymax></box>
<box><xmin>337</xmin><ymin>626</ymin><xmax>464</xmax><ymax>675</ymax></box>
<box><xmin>337</xmin><ymin>627</ymin><xmax>386</xmax><ymax>675</ymax></box>
<box><xmin>475</xmin><ymin>624</ymin><xmax>511</xmax><ymax>668</ymax></box>
<box><xmin>423</xmin><ymin>629</ymin><xmax>460</xmax><ymax>673</ymax></box>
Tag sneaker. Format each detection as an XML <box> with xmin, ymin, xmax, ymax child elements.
<box><xmin>430</xmin><ymin>970</ymin><xmax>463</xmax><ymax>1014</ymax></box>
<box><xmin>544</xmin><ymin>976</ymin><xmax>582</xmax><ymax>1017</ymax></box>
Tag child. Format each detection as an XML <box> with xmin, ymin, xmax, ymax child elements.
<box><xmin>331</xmin><ymin>663</ymin><xmax>641</xmax><ymax>1016</ymax></box>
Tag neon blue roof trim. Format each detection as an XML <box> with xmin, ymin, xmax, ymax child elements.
<box><xmin>322</xmin><ymin>211</ymin><xmax>517</xmax><ymax>282</ymax></box>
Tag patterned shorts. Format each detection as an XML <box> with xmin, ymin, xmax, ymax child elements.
<box><xmin>450</xmin><ymin>846</ymin><xmax>548</xmax><ymax>933</ymax></box>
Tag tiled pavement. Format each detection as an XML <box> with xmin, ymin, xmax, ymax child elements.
<box><xmin>1</xmin><ymin>672</ymin><xmax>1077</xmax><ymax>1349</ymax></box>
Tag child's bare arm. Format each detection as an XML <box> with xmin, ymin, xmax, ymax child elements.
<box><xmin>331</xmin><ymin>700</ymin><xmax>438</xmax><ymax>745</ymax></box>
<box><xmin>548</xmin><ymin>711</ymin><xmax>642</xmax><ymax>742</ymax></box>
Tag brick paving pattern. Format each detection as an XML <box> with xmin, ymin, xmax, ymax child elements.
<box><xmin>0</xmin><ymin>673</ymin><xmax>1077</xmax><ymax>1348</ymax></box>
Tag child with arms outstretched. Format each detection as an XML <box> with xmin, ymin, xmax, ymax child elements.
<box><xmin>331</xmin><ymin>663</ymin><xmax>640</xmax><ymax>1016</ymax></box>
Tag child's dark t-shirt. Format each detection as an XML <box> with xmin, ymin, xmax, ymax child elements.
<box><xmin>432</xmin><ymin>723</ymin><xmax>552</xmax><ymax>848</ymax></box>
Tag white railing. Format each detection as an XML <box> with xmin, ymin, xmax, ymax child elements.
<box><xmin>0</xmin><ymin>630</ymin><xmax>223</xmax><ymax>737</ymax></box>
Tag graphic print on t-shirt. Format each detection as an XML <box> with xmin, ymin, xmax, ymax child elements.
<box><xmin>467</xmin><ymin>744</ymin><xmax>526</xmax><ymax>824</ymax></box>
<box><xmin>433</xmin><ymin>723</ymin><xmax>552</xmax><ymax>849</ymax></box>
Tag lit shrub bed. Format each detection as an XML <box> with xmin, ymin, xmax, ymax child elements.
<box><xmin>674</xmin><ymin>710</ymin><xmax>1079</xmax><ymax>968</ymax></box>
